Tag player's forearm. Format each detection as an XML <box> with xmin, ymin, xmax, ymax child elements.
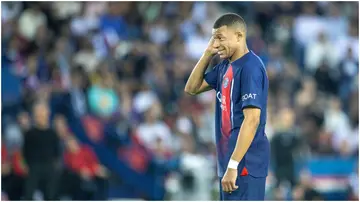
<box><xmin>230</xmin><ymin>116</ymin><xmax>260</xmax><ymax>162</ymax></box>
<box><xmin>184</xmin><ymin>52</ymin><xmax>213</xmax><ymax>94</ymax></box>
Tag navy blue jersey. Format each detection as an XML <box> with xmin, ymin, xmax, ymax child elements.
<box><xmin>204</xmin><ymin>50</ymin><xmax>270</xmax><ymax>177</ymax></box>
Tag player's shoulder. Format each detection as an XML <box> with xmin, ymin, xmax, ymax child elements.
<box><xmin>246</xmin><ymin>51</ymin><xmax>266</xmax><ymax>69</ymax></box>
<box><xmin>232</xmin><ymin>51</ymin><xmax>265</xmax><ymax>72</ymax></box>
<box><xmin>241</xmin><ymin>52</ymin><xmax>266</xmax><ymax>75</ymax></box>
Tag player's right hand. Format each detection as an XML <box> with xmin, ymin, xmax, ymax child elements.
<box><xmin>205</xmin><ymin>37</ymin><xmax>219</xmax><ymax>56</ymax></box>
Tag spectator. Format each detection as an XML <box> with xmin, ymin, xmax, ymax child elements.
<box><xmin>52</xmin><ymin>2</ymin><xmax>82</xmax><ymax>21</ymax></box>
<box><xmin>331</xmin><ymin>91</ymin><xmax>359</xmax><ymax>157</ymax></box>
<box><xmin>17</xmin><ymin>111</ymin><xmax>31</xmax><ymax>132</ymax></box>
<box><xmin>73</xmin><ymin>37</ymin><xmax>100</xmax><ymax>74</ymax></box>
<box><xmin>23</xmin><ymin>53</ymin><xmax>41</xmax><ymax>90</ymax></box>
<box><xmin>305</xmin><ymin>32</ymin><xmax>338</xmax><ymax>73</ymax></box>
<box><xmin>3</xmin><ymin>121</ymin><xmax>23</xmax><ymax>152</ymax></box>
<box><xmin>325</xmin><ymin>3</ymin><xmax>348</xmax><ymax>40</ymax></box>
<box><xmin>314</xmin><ymin>61</ymin><xmax>338</xmax><ymax>95</ymax></box>
<box><xmin>170</xmin><ymin>134</ymin><xmax>213</xmax><ymax>200</ymax></box>
<box><xmin>18</xmin><ymin>3</ymin><xmax>47</xmax><ymax>42</ymax></box>
<box><xmin>335</xmin><ymin>18</ymin><xmax>359</xmax><ymax>61</ymax></box>
<box><xmin>1</xmin><ymin>2</ymin><xmax>23</xmax><ymax>23</ymax></box>
<box><xmin>87</xmin><ymin>70</ymin><xmax>119</xmax><ymax>118</ymax></box>
<box><xmin>1</xmin><ymin>144</ymin><xmax>27</xmax><ymax>200</ymax></box>
<box><xmin>338</xmin><ymin>47</ymin><xmax>359</xmax><ymax>103</ymax></box>
<box><xmin>51</xmin><ymin>37</ymin><xmax>73</xmax><ymax>91</ymax></box>
<box><xmin>271</xmin><ymin>108</ymin><xmax>300</xmax><ymax>188</ymax></box>
<box><xmin>293</xmin><ymin>2</ymin><xmax>323</xmax><ymax>47</ymax></box>
<box><xmin>22</xmin><ymin>53</ymin><xmax>42</xmax><ymax>110</ymax></box>
<box><xmin>324</xmin><ymin>97</ymin><xmax>351</xmax><ymax>139</ymax></box>
<box><xmin>270</xmin><ymin>15</ymin><xmax>292</xmax><ymax>46</ymax></box>
<box><xmin>266</xmin><ymin>42</ymin><xmax>285</xmax><ymax>76</ymax></box>
<box><xmin>185</xmin><ymin>23</ymin><xmax>209</xmax><ymax>60</ymax></box>
<box><xmin>63</xmin><ymin>136</ymin><xmax>108</xmax><ymax>200</ymax></box>
<box><xmin>333</xmin><ymin>119</ymin><xmax>359</xmax><ymax>157</ymax></box>
<box><xmin>136</xmin><ymin>103</ymin><xmax>174</xmax><ymax>157</ymax></box>
<box><xmin>22</xmin><ymin>101</ymin><xmax>61</xmax><ymax>200</ymax></box>
<box><xmin>69</xmin><ymin>69</ymin><xmax>88</xmax><ymax>117</ymax></box>
<box><xmin>100</xmin><ymin>2</ymin><xmax>129</xmax><ymax>41</ymax></box>
<box><xmin>70</xmin><ymin>5</ymin><xmax>100</xmax><ymax>37</ymax></box>
<box><xmin>132</xmin><ymin>86</ymin><xmax>158</xmax><ymax>118</ymax></box>
<box><xmin>149</xmin><ymin>19</ymin><xmax>171</xmax><ymax>46</ymax></box>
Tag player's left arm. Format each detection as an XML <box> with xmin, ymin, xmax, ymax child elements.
<box><xmin>230</xmin><ymin>107</ymin><xmax>260</xmax><ymax>162</ymax></box>
<box><xmin>231</xmin><ymin>66</ymin><xmax>264</xmax><ymax>163</ymax></box>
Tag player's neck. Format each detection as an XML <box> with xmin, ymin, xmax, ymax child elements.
<box><xmin>229</xmin><ymin>46</ymin><xmax>249</xmax><ymax>63</ymax></box>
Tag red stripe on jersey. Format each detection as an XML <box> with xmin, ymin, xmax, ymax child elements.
<box><xmin>220</xmin><ymin>65</ymin><xmax>233</xmax><ymax>138</ymax></box>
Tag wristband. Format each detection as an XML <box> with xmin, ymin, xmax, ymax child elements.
<box><xmin>227</xmin><ymin>159</ymin><xmax>239</xmax><ymax>169</ymax></box>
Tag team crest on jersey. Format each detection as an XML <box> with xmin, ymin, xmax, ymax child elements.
<box><xmin>223</xmin><ymin>78</ymin><xmax>229</xmax><ymax>88</ymax></box>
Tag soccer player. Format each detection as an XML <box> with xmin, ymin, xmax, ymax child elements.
<box><xmin>184</xmin><ymin>13</ymin><xmax>269</xmax><ymax>200</ymax></box>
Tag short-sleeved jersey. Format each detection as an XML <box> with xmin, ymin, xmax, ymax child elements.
<box><xmin>204</xmin><ymin>50</ymin><xmax>270</xmax><ymax>177</ymax></box>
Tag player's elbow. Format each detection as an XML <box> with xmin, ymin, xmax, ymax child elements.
<box><xmin>184</xmin><ymin>87</ymin><xmax>198</xmax><ymax>95</ymax></box>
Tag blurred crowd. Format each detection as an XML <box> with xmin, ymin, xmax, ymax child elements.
<box><xmin>1</xmin><ymin>1</ymin><xmax>359</xmax><ymax>201</ymax></box>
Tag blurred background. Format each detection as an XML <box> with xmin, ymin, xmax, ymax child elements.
<box><xmin>1</xmin><ymin>1</ymin><xmax>359</xmax><ymax>201</ymax></box>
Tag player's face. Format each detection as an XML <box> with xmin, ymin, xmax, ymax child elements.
<box><xmin>212</xmin><ymin>26</ymin><xmax>240</xmax><ymax>59</ymax></box>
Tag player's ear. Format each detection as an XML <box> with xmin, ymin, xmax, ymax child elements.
<box><xmin>236</xmin><ymin>31</ymin><xmax>242</xmax><ymax>42</ymax></box>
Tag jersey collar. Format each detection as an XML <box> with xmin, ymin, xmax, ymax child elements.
<box><xmin>229</xmin><ymin>50</ymin><xmax>252</xmax><ymax>67</ymax></box>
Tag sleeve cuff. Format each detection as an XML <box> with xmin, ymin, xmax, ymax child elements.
<box><xmin>242</xmin><ymin>103</ymin><xmax>262</xmax><ymax>110</ymax></box>
<box><xmin>204</xmin><ymin>76</ymin><xmax>216</xmax><ymax>89</ymax></box>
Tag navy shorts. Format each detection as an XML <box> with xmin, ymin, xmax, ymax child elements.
<box><xmin>219</xmin><ymin>175</ymin><xmax>266</xmax><ymax>201</ymax></box>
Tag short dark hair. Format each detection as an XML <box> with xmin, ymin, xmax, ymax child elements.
<box><xmin>213</xmin><ymin>13</ymin><xmax>246</xmax><ymax>32</ymax></box>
